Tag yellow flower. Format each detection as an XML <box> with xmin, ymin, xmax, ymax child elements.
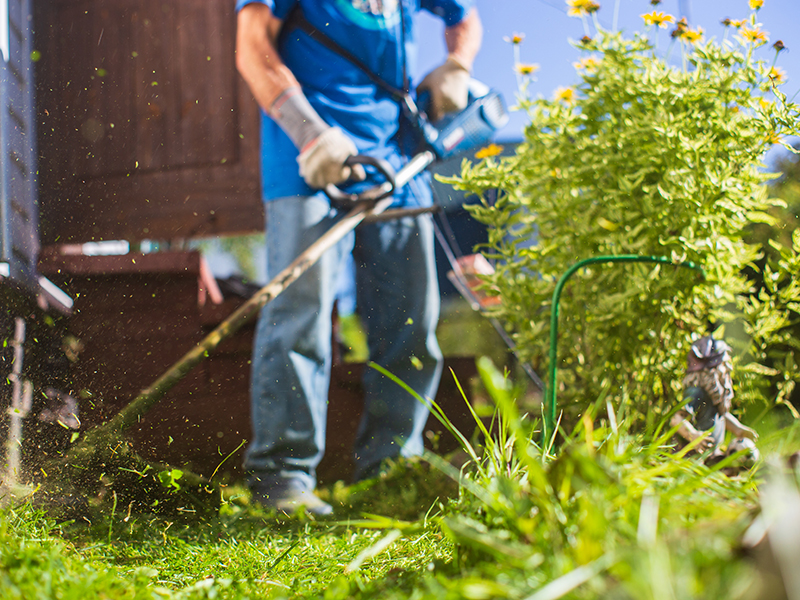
<box><xmin>475</xmin><ymin>143</ymin><xmax>504</xmax><ymax>159</ymax></box>
<box><xmin>722</xmin><ymin>17</ymin><xmax>746</xmax><ymax>28</ymax></box>
<box><xmin>670</xmin><ymin>17</ymin><xmax>688</xmax><ymax>38</ymax></box>
<box><xmin>573</xmin><ymin>55</ymin><xmax>601</xmax><ymax>72</ymax></box>
<box><xmin>554</xmin><ymin>86</ymin><xmax>576</xmax><ymax>104</ymax></box>
<box><xmin>749</xmin><ymin>0</ymin><xmax>764</xmax><ymax>10</ymax></box>
<box><xmin>567</xmin><ymin>0</ymin><xmax>600</xmax><ymax>17</ymax></box>
<box><xmin>759</xmin><ymin>98</ymin><xmax>773</xmax><ymax>111</ymax></box>
<box><xmin>768</xmin><ymin>66</ymin><xmax>787</xmax><ymax>84</ymax></box>
<box><xmin>741</xmin><ymin>26</ymin><xmax>769</xmax><ymax>46</ymax></box>
<box><xmin>503</xmin><ymin>32</ymin><xmax>525</xmax><ymax>45</ymax></box>
<box><xmin>681</xmin><ymin>27</ymin><xmax>704</xmax><ymax>44</ymax></box>
<box><xmin>765</xmin><ymin>131</ymin><xmax>781</xmax><ymax>145</ymax></box>
<box><xmin>515</xmin><ymin>63</ymin><xmax>540</xmax><ymax>76</ymax></box>
<box><xmin>641</xmin><ymin>11</ymin><xmax>675</xmax><ymax>28</ymax></box>
<box><xmin>584</xmin><ymin>1</ymin><xmax>600</xmax><ymax>13</ymax></box>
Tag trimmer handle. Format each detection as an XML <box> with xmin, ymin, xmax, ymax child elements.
<box><xmin>324</xmin><ymin>155</ymin><xmax>397</xmax><ymax>206</ymax></box>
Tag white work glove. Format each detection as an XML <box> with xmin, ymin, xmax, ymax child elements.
<box><xmin>269</xmin><ymin>87</ymin><xmax>365</xmax><ymax>189</ymax></box>
<box><xmin>297</xmin><ymin>127</ymin><xmax>366</xmax><ymax>189</ymax></box>
<box><xmin>417</xmin><ymin>55</ymin><xmax>471</xmax><ymax>122</ymax></box>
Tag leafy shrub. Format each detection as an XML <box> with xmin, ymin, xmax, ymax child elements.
<box><xmin>448</xmin><ymin>3</ymin><xmax>800</xmax><ymax>424</ymax></box>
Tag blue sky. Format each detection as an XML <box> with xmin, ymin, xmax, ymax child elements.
<box><xmin>417</xmin><ymin>0</ymin><xmax>800</xmax><ymax>159</ymax></box>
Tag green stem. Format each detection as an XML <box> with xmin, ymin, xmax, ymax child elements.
<box><xmin>682</xmin><ymin>40</ymin><xmax>688</xmax><ymax>72</ymax></box>
<box><xmin>591</xmin><ymin>12</ymin><xmax>601</xmax><ymax>35</ymax></box>
<box><xmin>665</xmin><ymin>38</ymin><xmax>676</xmax><ymax>63</ymax></box>
<box><xmin>612</xmin><ymin>0</ymin><xmax>620</xmax><ymax>32</ymax></box>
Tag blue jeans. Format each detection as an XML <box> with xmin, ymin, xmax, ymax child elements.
<box><xmin>244</xmin><ymin>194</ymin><xmax>443</xmax><ymax>488</ymax></box>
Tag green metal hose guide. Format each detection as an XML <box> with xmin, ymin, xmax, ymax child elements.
<box><xmin>542</xmin><ymin>255</ymin><xmax>705</xmax><ymax>445</ymax></box>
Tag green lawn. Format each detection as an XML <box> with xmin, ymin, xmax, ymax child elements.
<box><xmin>3</xmin><ymin>385</ymin><xmax>799</xmax><ymax>600</ymax></box>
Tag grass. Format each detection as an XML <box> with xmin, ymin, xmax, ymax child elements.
<box><xmin>1</xmin><ymin>465</ymin><xmax>459</xmax><ymax>600</ymax></box>
<box><xmin>2</xmin><ymin>358</ymin><xmax>800</xmax><ymax>600</ymax></box>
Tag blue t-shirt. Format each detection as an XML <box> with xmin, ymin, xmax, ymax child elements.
<box><xmin>235</xmin><ymin>0</ymin><xmax>473</xmax><ymax>205</ymax></box>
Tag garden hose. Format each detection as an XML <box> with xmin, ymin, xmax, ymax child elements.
<box><xmin>543</xmin><ymin>255</ymin><xmax>705</xmax><ymax>445</ymax></box>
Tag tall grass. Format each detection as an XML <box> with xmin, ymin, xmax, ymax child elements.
<box><xmin>1</xmin><ymin>359</ymin><xmax>798</xmax><ymax>599</ymax></box>
<box><xmin>366</xmin><ymin>358</ymin><xmax>797</xmax><ymax>599</ymax></box>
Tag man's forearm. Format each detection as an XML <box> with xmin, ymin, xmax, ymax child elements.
<box><xmin>236</xmin><ymin>3</ymin><xmax>360</xmax><ymax>188</ymax></box>
<box><xmin>236</xmin><ymin>3</ymin><xmax>328</xmax><ymax>150</ymax></box>
<box><xmin>724</xmin><ymin>413</ymin><xmax>758</xmax><ymax>440</ymax></box>
<box><xmin>444</xmin><ymin>8</ymin><xmax>482</xmax><ymax>71</ymax></box>
<box><xmin>235</xmin><ymin>4</ymin><xmax>298</xmax><ymax>113</ymax></box>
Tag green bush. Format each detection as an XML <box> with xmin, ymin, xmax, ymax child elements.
<box><xmin>448</xmin><ymin>3</ymin><xmax>800</xmax><ymax>425</ymax></box>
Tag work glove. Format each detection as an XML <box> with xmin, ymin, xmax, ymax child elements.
<box><xmin>269</xmin><ymin>86</ymin><xmax>365</xmax><ymax>189</ymax></box>
<box><xmin>417</xmin><ymin>55</ymin><xmax>471</xmax><ymax>122</ymax></box>
<box><xmin>297</xmin><ymin>127</ymin><xmax>366</xmax><ymax>189</ymax></box>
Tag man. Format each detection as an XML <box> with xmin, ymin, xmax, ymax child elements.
<box><xmin>235</xmin><ymin>0</ymin><xmax>482</xmax><ymax>515</ymax></box>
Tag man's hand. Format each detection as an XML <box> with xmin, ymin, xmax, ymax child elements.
<box><xmin>671</xmin><ymin>410</ymin><xmax>718</xmax><ymax>451</ymax></box>
<box><xmin>417</xmin><ymin>7</ymin><xmax>482</xmax><ymax>122</ymax></box>
<box><xmin>417</xmin><ymin>56</ymin><xmax>470</xmax><ymax>123</ymax></box>
<box><xmin>298</xmin><ymin>127</ymin><xmax>366</xmax><ymax>189</ymax></box>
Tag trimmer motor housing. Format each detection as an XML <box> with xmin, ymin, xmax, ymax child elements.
<box><xmin>420</xmin><ymin>86</ymin><xmax>509</xmax><ymax>160</ymax></box>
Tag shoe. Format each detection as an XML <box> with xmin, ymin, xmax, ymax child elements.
<box><xmin>250</xmin><ymin>477</ymin><xmax>333</xmax><ymax>517</ymax></box>
<box><xmin>352</xmin><ymin>457</ymin><xmax>396</xmax><ymax>484</ymax></box>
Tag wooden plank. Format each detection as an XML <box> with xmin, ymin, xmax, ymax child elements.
<box><xmin>132</xmin><ymin>0</ymin><xmax>178</xmax><ymax>170</ymax></box>
<box><xmin>7</xmin><ymin>176</ymin><xmax>32</xmax><ymax>221</ymax></box>
<box><xmin>39</xmin><ymin>249</ymin><xmax>203</xmax><ymax>276</ymax></box>
<box><xmin>90</xmin><ymin>2</ymin><xmax>138</xmax><ymax>175</ymax></box>
<box><xmin>35</xmin><ymin>0</ymin><xmax>263</xmax><ymax>244</ymax></box>
<box><xmin>54</xmin><ymin>3</ymin><xmax>95</xmax><ymax>181</ymax></box>
<box><xmin>4</xmin><ymin>107</ymin><xmax>30</xmax><ymax>170</ymax></box>
<box><xmin>80</xmin><ymin>7</ymin><xmax>111</xmax><ymax>177</ymax></box>
<box><xmin>9</xmin><ymin>208</ymin><xmax>38</xmax><ymax>260</ymax></box>
<box><xmin>176</xmin><ymin>0</ymin><xmax>237</xmax><ymax>166</ymax></box>
<box><xmin>7</xmin><ymin>0</ymin><xmax>26</xmax><ymax>65</ymax></box>
<box><xmin>45</xmin><ymin>173</ymin><xmax>263</xmax><ymax>242</ymax></box>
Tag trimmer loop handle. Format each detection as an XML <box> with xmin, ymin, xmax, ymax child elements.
<box><xmin>324</xmin><ymin>155</ymin><xmax>397</xmax><ymax>206</ymax></box>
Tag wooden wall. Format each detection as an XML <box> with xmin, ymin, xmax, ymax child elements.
<box><xmin>38</xmin><ymin>249</ymin><xmax>480</xmax><ymax>483</ymax></box>
<box><xmin>34</xmin><ymin>0</ymin><xmax>264</xmax><ymax>244</ymax></box>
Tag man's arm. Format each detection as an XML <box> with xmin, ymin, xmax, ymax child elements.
<box><xmin>417</xmin><ymin>7</ymin><xmax>483</xmax><ymax>121</ymax></box>
<box><xmin>670</xmin><ymin>410</ymin><xmax>716</xmax><ymax>450</ymax></box>
<box><xmin>235</xmin><ymin>3</ymin><xmax>363</xmax><ymax>188</ymax></box>
<box><xmin>724</xmin><ymin>413</ymin><xmax>758</xmax><ymax>441</ymax></box>
<box><xmin>444</xmin><ymin>7</ymin><xmax>482</xmax><ymax>71</ymax></box>
<box><xmin>235</xmin><ymin>4</ymin><xmax>295</xmax><ymax>113</ymax></box>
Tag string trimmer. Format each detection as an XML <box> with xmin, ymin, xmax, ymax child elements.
<box><xmin>41</xmin><ymin>87</ymin><xmax>509</xmax><ymax>508</ymax></box>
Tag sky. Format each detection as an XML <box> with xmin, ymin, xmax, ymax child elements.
<box><xmin>416</xmin><ymin>0</ymin><xmax>800</xmax><ymax>162</ymax></box>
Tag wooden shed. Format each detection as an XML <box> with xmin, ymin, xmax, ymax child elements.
<box><xmin>24</xmin><ymin>0</ymin><xmax>482</xmax><ymax>483</ymax></box>
<box><xmin>34</xmin><ymin>0</ymin><xmax>264</xmax><ymax>244</ymax></box>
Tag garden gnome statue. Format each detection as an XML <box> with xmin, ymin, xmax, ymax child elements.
<box><xmin>671</xmin><ymin>335</ymin><xmax>759</xmax><ymax>467</ymax></box>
